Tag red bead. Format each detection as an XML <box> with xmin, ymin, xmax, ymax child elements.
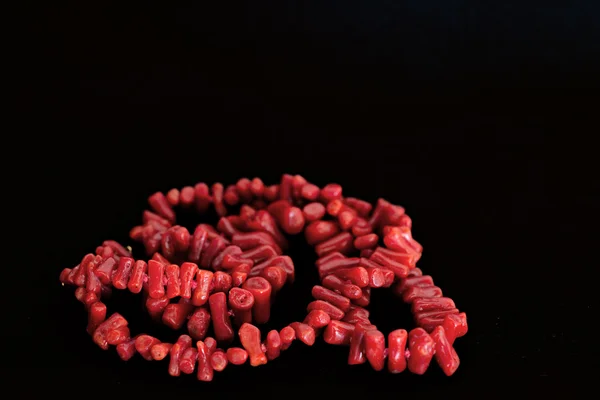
<box><xmin>147</xmin><ymin>260</ymin><xmax>165</xmax><ymax>299</ymax></box>
<box><xmin>388</xmin><ymin>329</ymin><xmax>408</xmax><ymax>373</ymax></box>
<box><xmin>289</xmin><ymin>322</ymin><xmax>316</xmax><ymax>346</ymax></box>
<box><xmin>180</xmin><ymin>186</ymin><xmax>195</xmax><ymax>207</ymax></box>
<box><xmin>116</xmin><ymin>337</ymin><xmax>137</xmax><ymax>361</ymax></box>
<box><xmin>342</xmin><ymin>307</ymin><xmax>370</xmax><ymax>325</ymax></box>
<box><xmin>94</xmin><ymin>258</ymin><xmax>117</xmax><ymax>285</ymax></box>
<box><xmin>148</xmin><ymin>192</ymin><xmax>175</xmax><ymax>222</ymax></box>
<box><xmin>305</xmin><ymin>221</ymin><xmax>340</xmax><ymax>246</ymax></box>
<box><xmin>151</xmin><ymin>343</ymin><xmax>173</xmax><ymax>361</ymax></box>
<box><xmin>228</xmin><ymin>287</ymin><xmax>254</xmax><ymax>327</ymax></box>
<box><xmin>242</xmin><ymin>277</ymin><xmax>272</xmax><ymax>324</ymax></box>
<box><xmin>239</xmin><ymin>323</ymin><xmax>267</xmax><ymax>366</ymax></box>
<box><xmin>307</xmin><ymin>300</ymin><xmax>345</xmax><ymax>321</ymax></box>
<box><xmin>146</xmin><ymin>296</ymin><xmax>169</xmax><ymax>321</ymax></box>
<box><xmin>321</xmin><ymin>275</ymin><xmax>362</xmax><ymax>299</ymax></box>
<box><xmin>211</xmin><ymin>350</ymin><xmax>228</xmax><ymax>372</ymax></box>
<box><xmin>196</xmin><ymin>341</ymin><xmax>213</xmax><ymax>381</ymax></box>
<box><xmin>179</xmin><ymin>347</ymin><xmax>198</xmax><ymax>374</ymax></box>
<box><xmin>300</xmin><ymin>183</ymin><xmax>319</xmax><ymax>201</ymax></box>
<box><xmin>364</xmin><ymin>330</ymin><xmax>385</xmax><ymax>371</ymax></box>
<box><xmin>265</xmin><ymin>330</ymin><xmax>281</xmax><ymax>360</ymax></box>
<box><xmin>323</xmin><ymin>320</ymin><xmax>355</xmax><ymax>345</ymax></box>
<box><xmin>127</xmin><ymin>260</ymin><xmax>147</xmax><ymax>294</ymax></box>
<box><xmin>212</xmin><ymin>271</ymin><xmax>233</xmax><ymax>292</ymax></box>
<box><xmin>168</xmin><ymin>335</ymin><xmax>192</xmax><ymax>377</ymax></box>
<box><xmin>311</xmin><ymin>285</ymin><xmax>351</xmax><ymax>312</ymax></box>
<box><xmin>431</xmin><ymin>326</ymin><xmax>460</xmax><ymax>376</ymax></box>
<box><xmin>304</xmin><ymin>309</ymin><xmax>331</xmax><ymax>329</ymax></box>
<box><xmin>317</xmin><ymin>256</ymin><xmax>360</xmax><ymax>279</ymax></box>
<box><xmin>330</xmin><ymin>267</ymin><xmax>369</xmax><ymax>288</ymax></box>
<box><xmin>162</xmin><ymin>298</ymin><xmax>194</xmax><ymax>330</ymax></box>
<box><xmin>354</xmin><ymin>233</ymin><xmax>379</xmax><ymax>250</ymax></box>
<box><xmin>232</xmin><ymin>232</ymin><xmax>282</xmax><ymax>255</ymax></box>
<box><xmin>260</xmin><ymin>265</ymin><xmax>287</xmax><ymax>292</ymax></box>
<box><xmin>106</xmin><ymin>326</ymin><xmax>131</xmax><ymax>345</ymax></box>
<box><xmin>347</xmin><ymin>324</ymin><xmax>367</xmax><ymax>365</ymax></box>
<box><xmin>86</xmin><ymin>302</ymin><xmax>106</xmax><ymax>335</ymax></box>
<box><xmin>320</xmin><ymin>184</ymin><xmax>342</xmax><ymax>202</ymax></box>
<box><xmin>407</xmin><ymin>328</ymin><xmax>435</xmax><ymax>375</ymax></box>
<box><xmin>93</xmin><ymin>313</ymin><xmax>128</xmax><ymax>350</ymax></box>
<box><xmin>188</xmin><ymin>227</ymin><xmax>208</xmax><ymax>263</ymax></box>
<box><xmin>315</xmin><ymin>232</ymin><xmax>354</xmax><ymax>257</ymax></box>
<box><xmin>112</xmin><ymin>257</ymin><xmax>134</xmax><ymax>289</ymax></box>
<box><xmin>402</xmin><ymin>286</ymin><xmax>443</xmax><ymax>303</ymax></box>
<box><xmin>192</xmin><ymin>269</ymin><xmax>213</xmax><ymax>306</ymax></box>
<box><xmin>226</xmin><ymin>347</ymin><xmax>248</xmax><ymax>365</ymax></box>
<box><xmin>209</xmin><ymin>292</ymin><xmax>234</xmax><ymax>343</ymax></box>
<box><xmin>135</xmin><ymin>335</ymin><xmax>161</xmax><ymax>361</ymax></box>
<box><xmin>302</xmin><ymin>202</ymin><xmax>326</xmax><ymax>222</ymax></box>
<box><xmin>166</xmin><ymin>188</ymin><xmax>180</xmax><ymax>206</ymax></box>
<box><xmin>279</xmin><ymin>326</ymin><xmax>296</xmax><ymax>350</ymax></box>
<box><xmin>344</xmin><ymin>197</ymin><xmax>372</xmax><ymax>217</ymax></box>
<box><xmin>187</xmin><ymin>308</ymin><xmax>211</xmax><ymax>341</ymax></box>
<box><xmin>442</xmin><ymin>312</ymin><xmax>468</xmax><ymax>345</ymax></box>
<box><xmin>165</xmin><ymin>264</ymin><xmax>181</xmax><ymax>299</ymax></box>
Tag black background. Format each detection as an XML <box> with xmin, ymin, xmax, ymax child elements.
<box><xmin>12</xmin><ymin>1</ymin><xmax>598</xmax><ymax>398</ymax></box>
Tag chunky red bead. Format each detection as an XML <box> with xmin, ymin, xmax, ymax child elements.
<box><xmin>106</xmin><ymin>326</ymin><xmax>131</xmax><ymax>345</ymax></box>
<box><xmin>226</xmin><ymin>347</ymin><xmax>248</xmax><ymax>365</ymax></box>
<box><xmin>330</xmin><ymin>266</ymin><xmax>369</xmax><ymax>288</ymax></box>
<box><xmin>168</xmin><ymin>335</ymin><xmax>192</xmax><ymax>377</ymax></box>
<box><xmin>302</xmin><ymin>202</ymin><xmax>326</xmax><ymax>222</ymax></box>
<box><xmin>151</xmin><ymin>343</ymin><xmax>173</xmax><ymax>361</ymax></box>
<box><xmin>387</xmin><ymin>329</ymin><xmax>408</xmax><ymax>373</ymax></box>
<box><xmin>323</xmin><ymin>320</ymin><xmax>355</xmax><ymax>345</ymax></box>
<box><xmin>321</xmin><ymin>274</ymin><xmax>362</xmax><ymax>299</ymax></box>
<box><xmin>431</xmin><ymin>325</ymin><xmax>460</xmax><ymax>376</ymax></box>
<box><xmin>135</xmin><ymin>335</ymin><xmax>161</xmax><ymax>361</ymax></box>
<box><xmin>192</xmin><ymin>269</ymin><xmax>213</xmax><ymax>306</ymax></box>
<box><xmin>242</xmin><ymin>277</ymin><xmax>272</xmax><ymax>324</ymax></box>
<box><xmin>260</xmin><ymin>265</ymin><xmax>287</xmax><ymax>292</ymax></box>
<box><xmin>311</xmin><ymin>285</ymin><xmax>351</xmax><ymax>312</ymax></box>
<box><xmin>116</xmin><ymin>337</ymin><xmax>138</xmax><ymax>361</ymax></box>
<box><xmin>228</xmin><ymin>287</ymin><xmax>254</xmax><ymax>327</ymax></box>
<box><xmin>407</xmin><ymin>328</ymin><xmax>435</xmax><ymax>375</ymax></box>
<box><xmin>211</xmin><ymin>350</ymin><xmax>228</xmax><ymax>372</ymax></box>
<box><xmin>279</xmin><ymin>326</ymin><xmax>296</xmax><ymax>350</ymax></box>
<box><xmin>146</xmin><ymin>296</ymin><xmax>169</xmax><ymax>321</ymax></box>
<box><xmin>348</xmin><ymin>323</ymin><xmax>367</xmax><ymax>365</ymax></box>
<box><xmin>93</xmin><ymin>313</ymin><xmax>128</xmax><ymax>350</ymax></box>
<box><xmin>305</xmin><ymin>221</ymin><xmax>340</xmax><ymax>246</ymax></box>
<box><xmin>265</xmin><ymin>330</ymin><xmax>282</xmax><ymax>360</ymax></box>
<box><xmin>317</xmin><ymin>256</ymin><xmax>360</xmax><ymax>279</ymax></box>
<box><xmin>239</xmin><ymin>323</ymin><xmax>267</xmax><ymax>367</ymax></box>
<box><xmin>112</xmin><ymin>257</ymin><xmax>134</xmax><ymax>289</ymax></box>
<box><xmin>187</xmin><ymin>308</ymin><xmax>211</xmax><ymax>341</ymax></box>
<box><xmin>304</xmin><ymin>309</ymin><xmax>331</xmax><ymax>329</ymax></box>
<box><xmin>209</xmin><ymin>292</ymin><xmax>234</xmax><ymax>343</ymax></box>
<box><xmin>162</xmin><ymin>298</ymin><xmax>195</xmax><ymax>330</ymax></box>
<box><xmin>289</xmin><ymin>322</ymin><xmax>316</xmax><ymax>346</ymax></box>
<box><xmin>179</xmin><ymin>347</ymin><xmax>198</xmax><ymax>374</ymax></box>
<box><xmin>196</xmin><ymin>341</ymin><xmax>213</xmax><ymax>381</ymax></box>
<box><xmin>87</xmin><ymin>302</ymin><xmax>107</xmax><ymax>335</ymax></box>
<box><xmin>442</xmin><ymin>312</ymin><xmax>468</xmax><ymax>345</ymax></box>
<box><xmin>364</xmin><ymin>330</ymin><xmax>385</xmax><ymax>371</ymax></box>
<box><xmin>315</xmin><ymin>232</ymin><xmax>354</xmax><ymax>257</ymax></box>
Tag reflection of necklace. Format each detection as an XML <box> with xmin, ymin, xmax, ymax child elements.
<box><xmin>59</xmin><ymin>174</ymin><xmax>468</xmax><ymax>381</ymax></box>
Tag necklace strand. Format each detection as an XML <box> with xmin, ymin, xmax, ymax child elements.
<box><xmin>59</xmin><ymin>174</ymin><xmax>468</xmax><ymax>380</ymax></box>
